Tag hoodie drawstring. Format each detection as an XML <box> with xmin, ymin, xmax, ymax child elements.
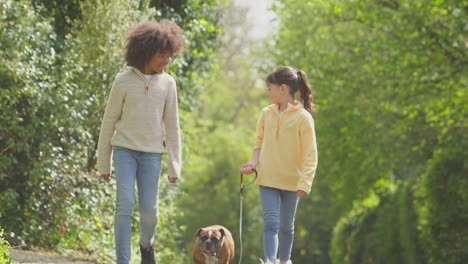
<box><xmin>145</xmin><ymin>85</ymin><xmax>150</xmax><ymax>96</ymax></box>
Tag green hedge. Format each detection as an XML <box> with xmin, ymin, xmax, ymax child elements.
<box><xmin>416</xmin><ymin>140</ymin><xmax>468</xmax><ymax>264</ymax></box>
<box><xmin>330</xmin><ymin>180</ymin><xmax>421</xmax><ymax>264</ymax></box>
<box><xmin>331</xmin><ymin>139</ymin><xmax>468</xmax><ymax>264</ymax></box>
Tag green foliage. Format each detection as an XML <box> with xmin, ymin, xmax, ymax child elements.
<box><xmin>0</xmin><ymin>0</ymin><xmax>61</xmax><ymax>239</ymax></box>
<box><xmin>330</xmin><ymin>181</ymin><xmax>422</xmax><ymax>264</ymax></box>
<box><xmin>330</xmin><ymin>144</ymin><xmax>468</xmax><ymax>264</ymax></box>
<box><xmin>31</xmin><ymin>0</ymin><xmax>82</xmax><ymax>40</ymax></box>
<box><xmin>415</xmin><ymin>139</ymin><xmax>468</xmax><ymax>264</ymax></box>
<box><xmin>0</xmin><ymin>225</ymin><xmax>12</xmax><ymax>264</ymax></box>
<box><xmin>330</xmin><ymin>190</ymin><xmax>380</xmax><ymax>264</ymax></box>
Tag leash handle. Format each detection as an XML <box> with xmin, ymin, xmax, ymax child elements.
<box><xmin>240</xmin><ymin>168</ymin><xmax>258</xmax><ymax>193</ymax></box>
<box><xmin>238</xmin><ymin>168</ymin><xmax>257</xmax><ymax>264</ymax></box>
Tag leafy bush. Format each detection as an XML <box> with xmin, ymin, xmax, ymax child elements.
<box><xmin>330</xmin><ymin>179</ymin><xmax>422</xmax><ymax>264</ymax></box>
<box><xmin>0</xmin><ymin>225</ymin><xmax>12</xmax><ymax>264</ymax></box>
<box><xmin>330</xmin><ymin>142</ymin><xmax>468</xmax><ymax>264</ymax></box>
<box><xmin>0</xmin><ymin>0</ymin><xmax>60</xmax><ymax>240</ymax></box>
<box><xmin>330</xmin><ymin>186</ymin><xmax>381</xmax><ymax>264</ymax></box>
<box><xmin>416</xmin><ymin>140</ymin><xmax>468</xmax><ymax>264</ymax></box>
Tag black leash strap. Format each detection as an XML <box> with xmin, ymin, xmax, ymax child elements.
<box><xmin>238</xmin><ymin>168</ymin><xmax>257</xmax><ymax>264</ymax></box>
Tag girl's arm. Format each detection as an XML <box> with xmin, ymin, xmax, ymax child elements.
<box><xmin>240</xmin><ymin>110</ymin><xmax>265</xmax><ymax>174</ymax></box>
<box><xmin>297</xmin><ymin>114</ymin><xmax>318</xmax><ymax>194</ymax></box>
<box><xmin>251</xmin><ymin>147</ymin><xmax>261</xmax><ymax>165</ymax></box>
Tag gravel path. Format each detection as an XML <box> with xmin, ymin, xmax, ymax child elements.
<box><xmin>10</xmin><ymin>249</ymin><xmax>95</xmax><ymax>264</ymax></box>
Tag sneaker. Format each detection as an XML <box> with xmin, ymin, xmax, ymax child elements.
<box><xmin>140</xmin><ymin>244</ymin><xmax>156</xmax><ymax>264</ymax></box>
<box><xmin>259</xmin><ymin>258</ymin><xmax>275</xmax><ymax>264</ymax></box>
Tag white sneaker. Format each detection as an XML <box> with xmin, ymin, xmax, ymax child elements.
<box><xmin>258</xmin><ymin>258</ymin><xmax>275</xmax><ymax>264</ymax></box>
<box><xmin>258</xmin><ymin>258</ymin><xmax>292</xmax><ymax>264</ymax></box>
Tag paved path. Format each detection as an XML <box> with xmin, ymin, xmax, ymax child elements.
<box><xmin>10</xmin><ymin>249</ymin><xmax>95</xmax><ymax>264</ymax></box>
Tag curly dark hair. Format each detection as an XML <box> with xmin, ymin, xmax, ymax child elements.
<box><xmin>124</xmin><ymin>20</ymin><xmax>185</xmax><ymax>71</ymax></box>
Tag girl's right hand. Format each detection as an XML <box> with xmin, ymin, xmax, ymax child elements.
<box><xmin>101</xmin><ymin>174</ymin><xmax>111</xmax><ymax>181</ymax></box>
<box><xmin>239</xmin><ymin>162</ymin><xmax>257</xmax><ymax>174</ymax></box>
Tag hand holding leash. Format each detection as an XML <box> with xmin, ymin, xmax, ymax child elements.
<box><xmin>240</xmin><ymin>168</ymin><xmax>257</xmax><ymax>193</ymax></box>
<box><xmin>239</xmin><ymin>162</ymin><xmax>257</xmax><ymax>174</ymax></box>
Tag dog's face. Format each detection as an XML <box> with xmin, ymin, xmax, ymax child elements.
<box><xmin>195</xmin><ymin>227</ymin><xmax>226</xmax><ymax>257</ymax></box>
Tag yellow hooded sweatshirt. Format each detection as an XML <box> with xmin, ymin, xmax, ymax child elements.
<box><xmin>254</xmin><ymin>102</ymin><xmax>317</xmax><ymax>194</ymax></box>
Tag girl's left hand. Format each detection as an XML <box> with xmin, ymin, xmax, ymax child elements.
<box><xmin>297</xmin><ymin>190</ymin><xmax>307</xmax><ymax>196</ymax></box>
<box><xmin>168</xmin><ymin>177</ymin><xmax>178</xmax><ymax>183</ymax></box>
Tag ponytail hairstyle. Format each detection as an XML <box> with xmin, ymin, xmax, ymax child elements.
<box><xmin>266</xmin><ymin>66</ymin><xmax>316</xmax><ymax>114</ymax></box>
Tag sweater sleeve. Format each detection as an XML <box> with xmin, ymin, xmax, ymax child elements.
<box><xmin>163</xmin><ymin>79</ymin><xmax>182</xmax><ymax>179</ymax></box>
<box><xmin>97</xmin><ymin>76</ymin><xmax>124</xmax><ymax>174</ymax></box>
<box><xmin>254</xmin><ymin>110</ymin><xmax>266</xmax><ymax>149</ymax></box>
<box><xmin>297</xmin><ymin>114</ymin><xmax>318</xmax><ymax>194</ymax></box>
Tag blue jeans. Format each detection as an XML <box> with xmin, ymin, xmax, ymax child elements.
<box><xmin>113</xmin><ymin>146</ymin><xmax>162</xmax><ymax>264</ymax></box>
<box><xmin>259</xmin><ymin>186</ymin><xmax>300</xmax><ymax>262</ymax></box>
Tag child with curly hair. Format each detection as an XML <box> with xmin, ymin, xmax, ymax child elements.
<box><xmin>97</xmin><ymin>20</ymin><xmax>185</xmax><ymax>264</ymax></box>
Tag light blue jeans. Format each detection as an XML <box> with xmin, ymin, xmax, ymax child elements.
<box><xmin>113</xmin><ymin>146</ymin><xmax>162</xmax><ymax>264</ymax></box>
<box><xmin>259</xmin><ymin>186</ymin><xmax>300</xmax><ymax>262</ymax></box>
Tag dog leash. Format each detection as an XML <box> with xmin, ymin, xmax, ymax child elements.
<box><xmin>238</xmin><ymin>168</ymin><xmax>257</xmax><ymax>264</ymax></box>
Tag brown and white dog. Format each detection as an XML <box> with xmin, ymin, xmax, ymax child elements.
<box><xmin>192</xmin><ymin>225</ymin><xmax>235</xmax><ymax>264</ymax></box>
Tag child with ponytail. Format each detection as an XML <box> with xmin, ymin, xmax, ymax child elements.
<box><xmin>239</xmin><ymin>66</ymin><xmax>318</xmax><ymax>264</ymax></box>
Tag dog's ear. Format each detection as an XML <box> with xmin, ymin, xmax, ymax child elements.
<box><xmin>219</xmin><ymin>228</ymin><xmax>225</xmax><ymax>238</ymax></box>
<box><xmin>195</xmin><ymin>228</ymin><xmax>203</xmax><ymax>237</ymax></box>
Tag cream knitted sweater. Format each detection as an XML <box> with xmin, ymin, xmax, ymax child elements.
<box><xmin>97</xmin><ymin>68</ymin><xmax>181</xmax><ymax>179</ymax></box>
